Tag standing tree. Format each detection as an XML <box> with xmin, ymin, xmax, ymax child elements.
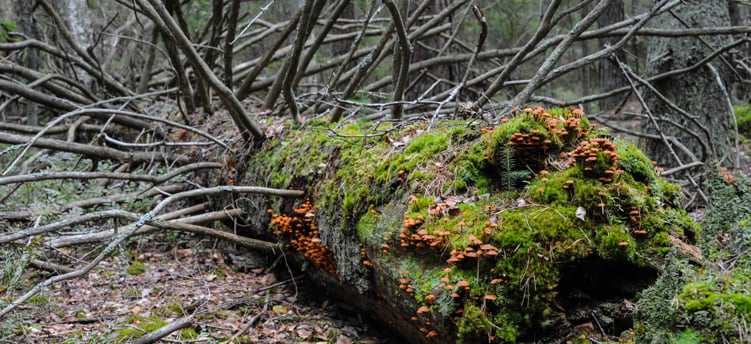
<box><xmin>640</xmin><ymin>0</ymin><xmax>738</xmax><ymax>171</ymax></box>
<box><xmin>597</xmin><ymin>0</ymin><xmax>626</xmax><ymax>112</ymax></box>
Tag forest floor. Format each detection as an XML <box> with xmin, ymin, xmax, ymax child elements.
<box><xmin>4</xmin><ymin>233</ymin><xmax>397</xmax><ymax>343</ymax></box>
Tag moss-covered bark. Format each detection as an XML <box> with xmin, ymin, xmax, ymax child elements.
<box><xmin>240</xmin><ymin>108</ymin><xmax>699</xmax><ymax>343</ymax></box>
<box><xmin>636</xmin><ymin>167</ymin><xmax>751</xmax><ymax>343</ymax></box>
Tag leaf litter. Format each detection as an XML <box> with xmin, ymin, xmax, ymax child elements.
<box><xmin>5</xmin><ymin>238</ymin><xmax>395</xmax><ymax>343</ymax></box>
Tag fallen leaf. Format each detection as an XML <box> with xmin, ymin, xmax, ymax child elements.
<box><xmin>296</xmin><ymin>327</ymin><xmax>313</xmax><ymax>339</ymax></box>
<box><xmin>336</xmin><ymin>335</ymin><xmax>353</xmax><ymax>344</ymax></box>
<box><xmin>259</xmin><ymin>273</ymin><xmax>277</xmax><ymax>285</ymax></box>
<box><xmin>575</xmin><ymin>206</ymin><xmax>586</xmax><ymax>221</ymax></box>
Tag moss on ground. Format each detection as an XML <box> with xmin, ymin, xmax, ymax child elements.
<box><xmin>735</xmin><ymin>104</ymin><xmax>751</xmax><ymax>137</ymax></box>
<box><xmin>636</xmin><ymin>167</ymin><xmax>751</xmax><ymax>343</ymax></box>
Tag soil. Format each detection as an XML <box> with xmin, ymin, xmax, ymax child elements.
<box><xmin>6</xmin><ymin>234</ymin><xmax>398</xmax><ymax>343</ymax></box>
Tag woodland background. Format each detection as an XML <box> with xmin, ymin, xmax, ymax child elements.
<box><xmin>1</xmin><ymin>0</ymin><xmax>751</xmax><ymax>343</ymax></box>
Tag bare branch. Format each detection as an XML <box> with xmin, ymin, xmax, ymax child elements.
<box><xmin>137</xmin><ymin>0</ymin><xmax>266</xmax><ymax>141</ymax></box>
<box><xmin>0</xmin><ymin>162</ymin><xmax>221</xmax><ymax>186</ymax></box>
<box><xmin>283</xmin><ymin>0</ymin><xmax>316</xmax><ymax>124</ymax></box>
<box><xmin>383</xmin><ymin>0</ymin><xmax>412</xmax><ymax>120</ymax></box>
<box><xmin>506</xmin><ymin>0</ymin><xmax>612</xmax><ymax>112</ymax></box>
<box><xmin>132</xmin><ymin>315</ymin><xmax>194</xmax><ymax>344</ymax></box>
<box><xmin>0</xmin><ymin>185</ymin><xmax>302</xmax><ymax>319</ymax></box>
<box><xmin>615</xmin><ymin>55</ymin><xmax>708</xmax><ymax>204</ymax></box>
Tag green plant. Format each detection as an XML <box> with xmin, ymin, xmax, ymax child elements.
<box><xmin>126</xmin><ymin>260</ymin><xmax>146</xmax><ymax>276</ymax></box>
<box><xmin>0</xmin><ymin>316</ymin><xmax>23</xmax><ymax>339</ymax></box>
<box><xmin>498</xmin><ymin>145</ymin><xmax>529</xmax><ymax>189</ymax></box>
<box><xmin>1</xmin><ymin>250</ymin><xmax>25</xmax><ymax>290</ymax></box>
<box><xmin>0</xmin><ymin>21</ymin><xmax>18</xmax><ymax>43</ymax></box>
<box><xmin>734</xmin><ymin>104</ymin><xmax>751</xmax><ymax>137</ymax></box>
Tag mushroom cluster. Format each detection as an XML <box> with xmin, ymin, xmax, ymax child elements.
<box><xmin>522</xmin><ymin>106</ymin><xmax>551</xmax><ymax>122</ymax></box>
<box><xmin>506</xmin><ymin>129</ymin><xmax>555</xmax><ymax>161</ymax></box>
<box><xmin>270</xmin><ymin>199</ymin><xmax>337</xmax><ymax>275</ymax></box>
<box><xmin>446</xmin><ymin>235</ymin><xmax>499</xmax><ymax>265</ymax></box>
<box><xmin>398</xmin><ymin>270</ymin><xmax>415</xmax><ymax>296</ymax></box>
<box><xmin>507</xmin><ymin>106</ymin><xmax>592</xmax><ymax>173</ymax></box>
<box><xmin>397</xmin><ymin>212</ymin><xmax>452</xmax><ymax>250</ymax></box>
<box><xmin>568</xmin><ymin>137</ymin><xmax>620</xmax><ymax>183</ymax></box>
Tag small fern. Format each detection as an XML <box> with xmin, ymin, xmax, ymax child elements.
<box><xmin>499</xmin><ymin>145</ymin><xmax>530</xmax><ymax>189</ymax></box>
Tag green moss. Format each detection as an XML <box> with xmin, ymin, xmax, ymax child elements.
<box><xmin>115</xmin><ymin>316</ymin><xmax>168</xmax><ymax>341</ymax></box>
<box><xmin>248</xmin><ymin>109</ymin><xmax>699</xmax><ymax>343</ymax></box>
<box><xmin>126</xmin><ymin>260</ymin><xmax>146</xmax><ymax>276</ymax></box>
<box><xmin>356</xmin><ymin>209</ymin><xmax>378</xmax><ymax>242</ymax></box>
<box><xmin>27</xmin><ymin>295</ymin><xmax>51</xmax><ymax>305</ymax></box>
<box><xmin>735</xmin><ymin>104</ymin><xmax>751</xmax><ymax>137</ymax></box>
<box><xmin>180</xmin><ymin>327</ymin><xmax>199</xmax><ymax>339</ymax></box>
<box><xmin>680</xmin><ymin>281</ymin><xmax>721</xmax><ymax>312</ymax></box>
<box><xmin>617</xmin><ymin>139</ymin><xmax>658</xmax><ymax>184</ymax></box>
<box><xmin>636</xmin><ymin>168</ymin><xmax>751</xmax><ymax>343</ymax></box>
<box><xmin>595</xmin><ymin>224</ymin><xmax>636</xmax><ymax>261</ymax></box>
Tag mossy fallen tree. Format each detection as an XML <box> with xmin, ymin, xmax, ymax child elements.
<box><xmin>239</xmin><ymin>107</ymin><xmax>699</xmax><ymax>343</ymax></box>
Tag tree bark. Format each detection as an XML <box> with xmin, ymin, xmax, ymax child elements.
<box><xmin>641</xmin><ymin>0</ymin><xmax>736</xmax><ymax>169</ymax></box>
<box><xmin>597</xmin><ymin>0</ymin><xmax>626</xmax><ymax>111</ymax></box>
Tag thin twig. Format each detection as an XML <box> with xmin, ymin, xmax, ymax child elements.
<box><xmin>0</xmin><ymin>186</ymin><xmax>302</xmax><ymax>319</ymax></box>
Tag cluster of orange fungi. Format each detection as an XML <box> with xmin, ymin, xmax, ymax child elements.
<box><xmin>396</xmin><ymin>212</ymin><xmax>452</xmax><ymax>250</ymax></box>
<box><xmin>628</xmin><ymin>205</ymin><xmax>647</xmax><ymax>235</ymax></box>
<box><xmin>398</xmin><ymin>270</ymin><xmax>416</xmax><ymax>296</ymax></box>
<box><xmin>411</xmin><ymin>280</ymin><xmax>439</xmax><ymax>339</ymax></box>
<box><xmin>506</xmin><ymin>106</ymin><xmax>591</xmax><ymax>172</ymax></box>
<box><xmin>446</xmin><ymin>234</ymin><xmax>499</xmax><ymax>264</ymax></box>
<box><xmin>568</xmin><ymin>137</ymin><xmax>620</xmax><ymax>183</ymax></box>
<box><xmin>506</xmin><ymin>129</ymin><xmax>555</xmax><ymax>155</ymax></box>
<box><xmin>269</xmin><ymin>199</ymin><xmax>337</xmax><ymax>275</ymax></box>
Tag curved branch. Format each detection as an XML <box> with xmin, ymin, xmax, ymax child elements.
<box><xmin>0</xmin><ymin>131</ymin><xmax>191</xmax><ymax>165</ymax></box>
<box><xmin>0</xmin><ymin>162</ymin><xmax>222</xmax><ymax>186</ymax></box>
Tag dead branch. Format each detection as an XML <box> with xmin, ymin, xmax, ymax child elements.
<box><xmin>283</xmin><ymin>0</ymin><xmax>316</xmax><ymax>124</ymax></box>
<box><xmin>0</xmin><ymin>185</ymin><xmax>302</xmax><ymax>319</ymax></box>
<box><xmin>0</xmin><ymin>131</ymin><xmax>191</xmax><ymax>165</ymax></box>
<box><xmin>235</xmin><ymin>13</ymin><xmax>300</xmax><ymax>101</ymax></box>
<box><xmin>0</xmin><ymin>184</ymin><xmax>186</xmax><ymax>221</ymax></box>
<box><xmin>477</xmin><ymin>0</ymin><xmax>561</xmax><ymax>108</ymax></box>
<box><xmin>506</xmin><ymin>0</ymin><xmax>612</xmax><ymax>112</ymax></box>
<box><xmin>136</xmin><ymin>0</ymin><xmax>266</xmax><ymax>141</ymax></box>
<box><xmin>383</xmin><ymin>0</ymin><xmax>412</xmax><ymax>120</ymax></box>
<box><xmin>0</xmin><ymin>162</ymin><xmax>221</xmax><ymax>186</ymax></box>
<box><xmin>427</xmin><ymin>4</ymin><xmax>486</xmax><ymax>130</ymax></box>
<box><xmin>132</xmin><ymin>315</ymin><xmax>194</xmax><ymax>344</ymax></box>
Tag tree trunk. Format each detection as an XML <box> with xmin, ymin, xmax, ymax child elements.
<box><xmin>236</xmin><ymin>111</ymin><xmax>699</xmax><ymax>343</ymax></box>
<box><xmin>641</xmin><ymin>0</ymin><xmax>736</xmax><ymax>170</ymax></box>
<box><xmin>596</xmin><ymin>0</ymin><xmax>626</xmax><ymax>112</ymax></box>
<box><xmin>727</xmin><ymin>0</ymin><xmax>750</xmax><ymax>103</ymax></box>
<box><xmin>55</xmin><ymin>0</ymin><xmax>94</xmax><ymax>89</ymax></box>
